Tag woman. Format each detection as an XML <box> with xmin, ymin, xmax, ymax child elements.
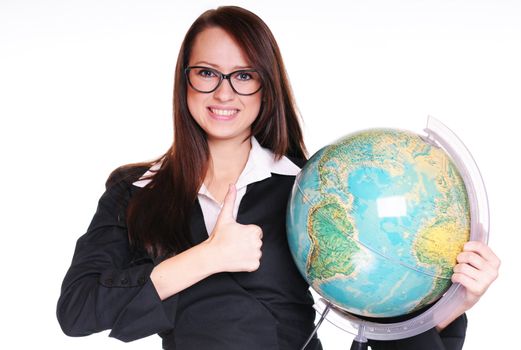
<box><xmin>57</xmin><ymin>6</ymin><xmax>499</xmax><ymax>350</ymax></box>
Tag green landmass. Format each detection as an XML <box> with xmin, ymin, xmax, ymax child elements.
<box><xmin>307</xmin><ymin>197</ymin><xmax>360</xmax><ymax>281</ymax></box>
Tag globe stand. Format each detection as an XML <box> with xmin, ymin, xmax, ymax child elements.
<box><xmin>350</xmin><ymin>338</ymin><xmax>368</xmax><ymax>350</ymax></box>
<box><xmin>306</xmin><ymin>116</ymin><xmax>489</xmax><ymax>345</ymax></box>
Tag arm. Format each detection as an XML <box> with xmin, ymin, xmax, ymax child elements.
<box><xmin>57</xmin><ymin>177</ymin><xmax>262</xmax><ymax>340</ymax></box>
<box><xmin>57</xmin><ymin>168</ymin><xmax>177</xmax><ymax>341</ymax></box>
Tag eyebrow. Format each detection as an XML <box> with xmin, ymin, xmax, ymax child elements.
<box><xmin>192</xmin><ymin>61</ymin><xmax>253</xmax><ymax>71</ymax></box>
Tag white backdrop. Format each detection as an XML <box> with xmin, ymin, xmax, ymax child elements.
<box><xmin>1</xmin><ymin>0</ymin><xmax>519</xmax><ymax>348</ymax></box>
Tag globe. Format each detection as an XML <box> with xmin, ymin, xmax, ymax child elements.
<box><xmin>287</xmin><ymin>128</ymin><xmax>471</xmax><ymax>318</ymax></box>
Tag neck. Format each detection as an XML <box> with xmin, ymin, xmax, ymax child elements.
<box><xmin>206</xmin><ymin>137</ymin><xmax>252</xmax><ymax>183</ymax></box>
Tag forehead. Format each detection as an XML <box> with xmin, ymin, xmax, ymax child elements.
<box><xmin>189</xmin><ymin>27</ymin><xmax>251</xmax><ymax>71</ymax></box>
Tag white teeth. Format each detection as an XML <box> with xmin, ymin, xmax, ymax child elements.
<box><xmin>211</xmin><ymin>108</ymin><xmax>238</xmax><ymax>116</ymax></box>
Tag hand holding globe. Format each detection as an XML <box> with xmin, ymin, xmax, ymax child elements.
<box><xmin>438</xmin><ymin>240</ymin><xmax>500</xmax><ymax>331</ymax></box>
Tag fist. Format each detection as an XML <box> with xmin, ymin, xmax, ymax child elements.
<box><xmin>206</xmin><ymin>184</ymin><xmax>263</xmax><ymax>272</ymax></box>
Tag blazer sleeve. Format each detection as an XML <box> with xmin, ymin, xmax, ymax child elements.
<box><xmin>367</xmin><ymin>313</ymin><xmax>467</xmax><ymax>350</ymax></box>
<box><xmin>56</xmin><ymin>167</ymin><xmax>178</xmax><ymax>342</ymax></box>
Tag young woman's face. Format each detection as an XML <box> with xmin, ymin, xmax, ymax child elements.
<box><xmin>186</xmin><ymin>27</ymin><xmax>262</xmax><ymax>144</ymax></box>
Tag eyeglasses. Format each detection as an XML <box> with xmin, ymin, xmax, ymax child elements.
<box><xmin>185</xmin><ymin>66</ymin><xmax>262</xmax><ymax>96</ymax></box>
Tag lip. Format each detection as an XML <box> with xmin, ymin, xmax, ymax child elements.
<box><xmin>207</xmin><ymin>106</ymin><xmax>240</xmax><ymax>121</ymax></box>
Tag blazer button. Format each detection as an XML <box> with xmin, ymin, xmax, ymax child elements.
<box><xmin>121</xmin><ymin>278</ymin><xmax>129</xmax><ymax>285</ymax></box>
<box><xmin>137</xmin><ymin>277</ymin><xmax>146</xmax><ymax>285</ymax></box>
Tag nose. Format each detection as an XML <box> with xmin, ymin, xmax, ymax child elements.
<box><xmin>213</xmin><ymin>77</ymin><xmax>235</xmax><ymax>101</ymax></box>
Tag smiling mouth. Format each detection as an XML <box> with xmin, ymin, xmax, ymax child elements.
<box><xmin>208</xmin><ymin>107</ymin><xmax>239</xmax><ymax>117</ymax></box>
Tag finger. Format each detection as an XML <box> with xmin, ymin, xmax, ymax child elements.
<box><xmin>454</xmin><ymin>252</ymin><xmax>498</xmax><ymax>282</ymax></box>
<box><xmin>463</xmin><ymin>241</ymin><xmax>501</xmax><ymax>268</ymax></box>
<box><xmin>457</xmin><ymin>251</ymin><xmax>486</xmax><ymax>270</ymax></box>
<box><xmin>452</xmin><ymin>272</ymin><xmax>488</xmax><ymax>297</ymax></box>
<box><xmin>218</xmin><ymin>184</ymin><xmax>237</xmax><ymax>221</ymax></box>
<box><xmin>247</xmin><ymin>260</ymin><xmax>261</xmax><ymax>272</ymax></box>
<box><xmin>453</xmin><ymin>263</ymin><xmax>481</xmax><ymax>281</ymax></box>
<box><xmin>246</xmin><ymin>224</ymin><xmax>263</xmax><ymax>239</ymax></box>
<box><xmin>255</xmin><ymin>226</ymin><xmax>263</xmax><ymax>240</ymax></box>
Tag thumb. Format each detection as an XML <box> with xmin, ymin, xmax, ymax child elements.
<box><xmin>218</xmin><ymin>184</ymin><xmax>237</xmax><ymax>222</ymax></box>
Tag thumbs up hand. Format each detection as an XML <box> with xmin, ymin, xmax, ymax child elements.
<box><xmin>206</xmin><ymin>184</ymin><xmax>263</xmax><ymax>273</ymax></box>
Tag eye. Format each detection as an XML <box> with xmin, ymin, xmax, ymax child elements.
<box><xmin>234</xmin><ymin>71</ymin><xmax>253</xmax><ymax>81</ymax></box>
<box><xmin>196</xmin><ymin>68</ymin><xmax>218</xmax><ymax>78</ymax></box>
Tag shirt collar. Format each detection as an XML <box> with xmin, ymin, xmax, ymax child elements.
<box><xmin>234</xmin><ymin>136</ymin><xmax>300</xmax><ymax>190</ymax></box>
<box><xmin>132</xmin><ymin>137</ymin><xmax>301</xmax><ymax>189</ymax></box>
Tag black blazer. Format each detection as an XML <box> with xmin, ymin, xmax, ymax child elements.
<box><xmin>57</xmin><ymin>165</ymin><xmax>320</xmax><ymax>350</ymax></box>
<box><xmin>57</xmin><ymin>165</ymin><xmax>466</xmax><ymax>350</ymax></box>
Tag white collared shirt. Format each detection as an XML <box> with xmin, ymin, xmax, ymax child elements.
<box><xmin>133</xmin><ymin>137</ymin><xmax>301</xmax><ymax>235</ymax></box>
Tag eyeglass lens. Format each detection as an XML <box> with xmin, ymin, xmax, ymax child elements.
<box><xmin>187</xmin><ymin>67</ymin><xmax>261</xmax><ymax>95</ymax></box>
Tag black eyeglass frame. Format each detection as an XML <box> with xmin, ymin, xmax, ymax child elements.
<box><xmin>184</xmin><ymin>66</ymin><xmax>263</xmax><ymax>96</ymax></box>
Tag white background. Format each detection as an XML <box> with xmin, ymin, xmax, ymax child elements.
<box><xmin>1</xmin><ymin>0</ymin><xmax>519</xmax><ymax>348</ymax></box>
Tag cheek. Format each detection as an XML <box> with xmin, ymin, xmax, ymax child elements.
<box><xmin>187</xmin><ymin>89</ymin><xmax>203</xmax><ymax>118</ymax></box>
<box><xmin>249</xmin><ymin>95</ymin><xmax>262</xmax><ymax>117</ymax></box>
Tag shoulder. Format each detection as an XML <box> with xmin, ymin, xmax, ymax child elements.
<box><xmin>89</xmin><ymin>164</ymin><xmax>150</xmax><ymax>223</ymax></box>
<box><xmin>101</xmin><ymin>164</ymin><xmax>151</xmax><ymax>205</ymax></box>
<box><xmin>105</xmin><ymin>164</ymin><xmax>150</xmax><ymax>190</ymax></box>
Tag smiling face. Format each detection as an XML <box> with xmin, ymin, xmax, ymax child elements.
<box><xmin>186</xmin><ymin>27</ymin><xmax>262</xmax><ymax>144</ymax></box>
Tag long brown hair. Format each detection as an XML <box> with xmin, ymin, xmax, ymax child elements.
<box><xmin>126</xmin><ymin>6</ymin><xmax>307</xmax><ymax>258</ymax></box>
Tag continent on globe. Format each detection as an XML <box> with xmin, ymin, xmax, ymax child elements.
<box><xmin>287</xmin><ymin>129</ymin><xmax>470</xmax><ymax>318</ymax></box>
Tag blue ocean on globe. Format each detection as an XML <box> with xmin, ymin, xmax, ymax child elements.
<box><xmin>286</xmin><ymin>129</ymin><xmax>470</xmax><ymax>317</ymax></box>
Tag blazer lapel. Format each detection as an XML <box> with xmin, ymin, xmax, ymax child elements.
<box><xmin>190</xmin><ymin>199</ymin><xmax>209</xmax><ymax>245</ymax></box>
